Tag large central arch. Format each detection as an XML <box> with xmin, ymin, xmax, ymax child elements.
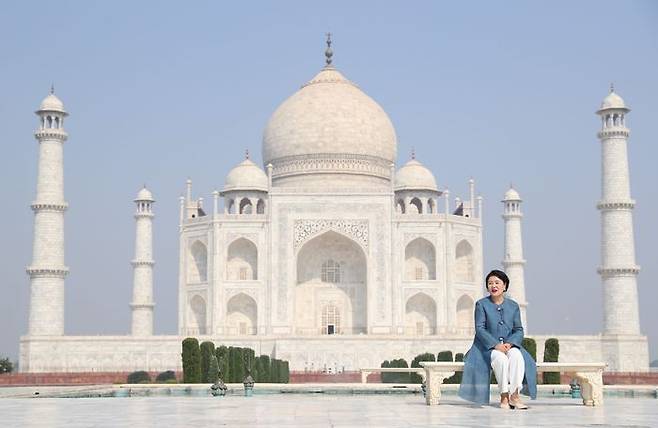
<box><xmin>295</xmin><ymin>230</ymin><xmax>367</xmax><ymax>335</ymax></box>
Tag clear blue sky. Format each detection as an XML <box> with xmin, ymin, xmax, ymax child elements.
<box><xmin>1</xmin><ymin>1</ymin><xmax>656</xmax><ymax>363</ymax></box>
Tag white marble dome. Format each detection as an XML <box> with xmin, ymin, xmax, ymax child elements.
<box><xmin>599</xmin><ymin>91</ymin><xmax>628</xmax><ymax>111</ymax></box>
<box><xmin>38</xmin><ymin>93</ymin><xmax>66</xmax><ymax>113</ymax></box>
<box><xmin>223</xmin><ymin>158</ymin><xmax>268</xmax><ymax>192</ymax></box>
<box><xmin>135</xmin><ymin>187</ymin><xmax>154</xmax><ymax>201</ymax></box>
<box><xmin>262</xmin><ymin>66</ymin><xmax>397</xmax><ymax>185</ymax></box>
<box><xmin>395</xmin><ymin>159</ymin><xmax>438</xmax><ymax>191</ymax></box>
<box><xmin>504</xmin><ymin>187</ymin><xmax>521</xmax><ymax>201</ymax></box>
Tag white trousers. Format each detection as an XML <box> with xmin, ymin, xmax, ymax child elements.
<box><xmin>491</xmin><ymin>348</ymin><xmax>525</xmax><ymax>395</ymax></box>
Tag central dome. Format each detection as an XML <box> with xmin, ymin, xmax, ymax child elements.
<box><xmin>262</xmin><ymin>65</ymin><xmax>397</xmax><ymax>188</ymax></box>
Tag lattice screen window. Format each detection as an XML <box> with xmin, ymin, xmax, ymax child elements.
<box><xmin>321</xmin><ymin>259</ymin><xmax>341</xmax><ymax>283</ymax></box>
<box><xmin>322</xmin><ymin>304</ymin><xmax>341</xmax><ymax>334</ymax></box>
<box><xmin>415</xmin><ymin>266</ymin><xmax>424</xmax><ymax>280</ymax></box>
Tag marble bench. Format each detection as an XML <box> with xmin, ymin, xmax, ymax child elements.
<box><xmin>359</xmin><ymin>367</ymin><xmax>425</xmax><ymax>384</ymax></box>
<box><xmin>420</xmin><ymin>361</ymin><xmax>606</xmax><ymax>406</ymax></box>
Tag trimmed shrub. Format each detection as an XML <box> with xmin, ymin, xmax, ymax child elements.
<box><xmin>208</xmin><ymin>354</ymin><xmax>220</xmax><ymax>384</ymax></box>
<box><xmin>200</xmin><ymin>341</ymin><xmax>216</xmax><ymax>383</ymax></box>
<box><xmin>271</xmin><ymin>358</ymin><xmax>281</xmax><ymax>383</ymax></box>
<box><xmin>127</xmin><ymin>370</ymin><xmax>151</xmax><ymax>384</ymax></box>
<box><xmin>522</xmin><ymin>337</ymin><xmax>537</xmax><ymax>361</ymax></box>
<box><xmin>380</xmin><ymin>360</ymin><xmax>391</xmax><ymax>383</ymax></box>
<box><xmin>281</xmin><ymin>360</ymin><xmax>290</xmax><ymax>383</ymax></box>
<box><xmin>542</xmin><ymin>338</ymin><xmax>560</xmax><ymax>384</ymax></box>
<box><xmin>452</xmin><ymin>353</ymin><xmax>464</xmax><ymax>384</ymax></box>
<box><xmin>0</xmin><ymin>357</ymin><xmax>14</xmax><ymax>374</ymax></box>
<box><xmin>259</xmin><ymin>355</ymin><xmax>271</xmax><ymax>383</ymax></box>
<box><xmin>410</xmin><ymin>353</ymin><xmax>435</xmax><ymax>384</ymax></box>
<box><xmin>216</xmin><ymin>345</ymin><xmax>229</xmax><ymax>381</ymax></box>
<box><xmin>182</xmin><ymin>337</ymin><xmax>202</xmax><ymax>383</ymax></box>
<box><xmin>437</xmin><ymin>351</ymin><xmax>453</xmax><ymax>362</ymax></box>
<box><xmin>391</xmin><ymin>358</ymin><xmax>410</xmax><ymax>383</ymax></box>
<box><xmin>155</xmin><ymin>370</ymin><xmax>177</xmax><ymax>383</ymax></box>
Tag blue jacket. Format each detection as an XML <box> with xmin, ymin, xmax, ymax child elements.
<box><xmin>458</xmin><ymin>296</ymin><xmax>537</xmax><ymax>404</ymax></box>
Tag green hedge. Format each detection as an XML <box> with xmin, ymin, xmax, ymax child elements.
<box><xmin>155</xmin><ymin>370</ymin><xmax>176</xmax><ymax>383</ymax></box>
<box><xmin>542</xmin><ymin>338</ymin><xmax>560</xmax><ymax>384</ymax></box>
<box><xmin>410</xmin><ymin>353</ymin><xmax>435</xmax><ymax>384</ymax></box>
<box><xmin>200</xmin><ymin>341</ymin><xmax>216</xmax><ymax>383</ymax></box>
<box><xmin>522</xmin><ymin>337</ymin><xmax>537</xmax><ymax>361</ymax></box>
<box><xmin>380</xmin><ymin>358</ymin><xmax>410</xmax><ymax>383</ymax></box>
<box><xmin>208</xmin><ymin>355</ymin><xmax>220</xmax><ymax>384</ymax></box>
<box><xmin>216</xmin><ymin>345</ymin><xmax>229</xmax><ymax>381</ymax></box>
<box><xmin>181</xmin><ymin>337</ymin><xmax>201</xmax><ymax>383</ymax></box>
<box><xmin>127</xmin><ymin>370</ymin><xmax>151</xmax><ymax>384</ymax></box>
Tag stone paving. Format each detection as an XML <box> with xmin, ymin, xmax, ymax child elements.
<box><xmin>1</xmin><ymin>394</ymin><xmax>657</xmax><ymax>427</ymax></box>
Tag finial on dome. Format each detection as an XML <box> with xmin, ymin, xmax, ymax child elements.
<box><xmin>411</xmin><ymin>147</ymin><xmax>416</xmax><ymax>160</ymax></box>
<box><xmin>325</xmin><ymin>32</ymin><xmax>333</xmax><ymax>66</ymax></box>
<box><xmin>50</xmin><ymin>83</ymin><xmax>55</xmax><ymax>94</ymax></box>
<box><xmin>609</xmin><ymin>82</ymin><xmax>614</xmax><ymax>93</ymax></box>
<box><xmin>245</xmin><ymin>148</ymin><xmax>250</xmax><ymax>160</ymax></box>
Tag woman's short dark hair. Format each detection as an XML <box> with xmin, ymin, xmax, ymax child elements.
<box><xmin>485</xmin><ymin>270</ymin><xmax>510</xmax><ymax>291</ymax></box>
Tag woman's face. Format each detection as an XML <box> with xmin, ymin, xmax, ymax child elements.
<box><xmin>487</xmin><ymin>275</ymin><xmax>506</xmax><ymax>298</ymax></box>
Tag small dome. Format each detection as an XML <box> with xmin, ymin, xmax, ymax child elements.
<box><xmin>394</xmin><ymin>159</ymin><xmax>438</xmax><ymax>191</ymax></box>
<box><xmin>135</xmin><ymin>187</ymin><xmax>154</xmax><ymax>201</ymax></box>
<box><xmin>503</xmin><ymin>187</ymin><xmax>521</xmax><ymax>201</ymax></box>
<box><xmin>598</xmin><ymin>90</ymin><xmax>629</xmax><ymax>112</ymax></box>
<box><xmin>223</xmin><ymin>158</ymin><xmax>268</xmax><ymax>192</ymax></box>
<box><xmin>38</xmin><ymin>93</ymin><xmax>66</xmax><ymax>113</ymax></box>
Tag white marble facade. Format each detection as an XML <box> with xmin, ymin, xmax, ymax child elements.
<box><xmin>20</xmin><ymin>49</ymin><xmax>649</xmax><ymax>373</ymax></box>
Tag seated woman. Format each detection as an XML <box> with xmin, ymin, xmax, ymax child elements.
<box><xmin>459</xmin><ymin>269</ymin><xmax>537</xmax><ymax>409</ymax></box>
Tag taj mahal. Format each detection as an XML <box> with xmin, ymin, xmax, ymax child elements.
<box><xmin>20</xmin><ymin>39</ymin><xmax>649</xmax><ymax>374</ymax></box>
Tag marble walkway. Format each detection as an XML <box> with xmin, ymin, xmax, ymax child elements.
<box><xmin>0</xmin><ymin>394</ymin><xmax>656</xmax><ymax>427</ymax></box>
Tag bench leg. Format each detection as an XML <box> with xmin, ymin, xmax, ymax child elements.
<box><xmin>425</xmin><ymin>371</ymin><xmax>454</xmax><ymax>405</ymax></box>
<box><xmin>361</xmin><ymin>371</ymin><xmax>369</xmax><ymax>384</ymax></box>
<box><xmin>572</xmin><ymin>370</ymin><xmax>604</xmax><ymax>406</ymax></box>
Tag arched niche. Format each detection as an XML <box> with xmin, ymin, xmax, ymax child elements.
<box><xmin>405</xmin><ymin>237</ymin><xmax>436</xmax><ymax>280</ymax></box>
<box><xmin>227</xmin><ymin>238</ymin><xmax>258</xmax><ymax>280</ymax></box>
<box><xmin>189</xmin><ymin>241</ymin><xmax>208</xmax><ymax>283</ymax></box>
<box><xmin>456</xmin><ymin>294</ymin><xmax>474</xmax><ymax>331</ymax></box>
<box><xmin>455</xmin><ymin>240</ymin><xmax>474</xmax><ymax>283</ymax></box>
<box><xmin>295</xmin><ymin>230</ymin><xmax>367</xmax><ymax>335</ymax></box>
<box><xmin>188</xmin><ymin>295</ymin><xmax>207</xmax><ymax>335</ymax></box>
<box><xmin>405</xmin><ymin>292</ymin><xmax>436</xmax><ymax>335</ymax></box>
<box><xmin>226</xmin><ymin>293</ymin><xmax>257</xmax><ymax>335</ymax></box>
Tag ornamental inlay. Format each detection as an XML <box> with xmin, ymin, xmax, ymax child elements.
<box><xmin>272</xmin><ymin>153</ymin><xmax>392</xmax><ymax>180</ymax></box>
<box><xmin>294</xmin><ymin>219</ymin><xmax>369</xmax><ymax>250</ymax></box>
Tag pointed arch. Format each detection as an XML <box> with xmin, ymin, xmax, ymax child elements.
<box><xmin>409</xmin><ymin>197</ymin><xmax>422</xmax><ymax>214</ymax></box>
<box><xmin>188</xmin><ymin>295</ymin><xmax>207</xmax><ymax>335</ymax></box>
<box><xmin>456</xmin><ymin>294</ymin><xmax>474</xmax><ymax>332</ymax></box>
<box><xmin>427</xmin><ymin>198</ymin><xmax>436</xmax><ymax>214</ymax></box>
<box><xmin>295</xmin><ymin>230</ymin><xmax>367</xmax><ymax>335</ymax></box>
<box><xmin>256</xmin><ymin>199</ymin><xmax>265</xmax><ymax>214</ymax></box>
<box><xmin>227</xmin><ymin>293</ymin><xmax>257</xmax><ymax>335</ymax></box>
<box><xmin>239</xmin><ymin>197</ymin><xmax>252</xmax><ymax>214</ymax></box>
<box><xmin>455</xmin><ymin>239</ymin><xmax>474</xmax><ymax>283</ymax></box>
<box><xmin>189</xmin><ymin>240</ymin><xmax>208</xmax><ymax>283</ymax></box>
<box><xmin>405</xmin><ymin>237</ymin><xmax>436</xmax><ymax>280</ymax></box>
<box><xmin>396</xmin><ymin>199</ymin><xmax>405</xmax><ymax>214</ymax></box>
<box><xmin>405</xmin><ymin>292</ymin><xmax>436</xmax><ymax>335</ymax></box>
<box><xmin>227</xmin><ymin>238</ymin><xmax>258</xmax><ymax>280</ymax></box>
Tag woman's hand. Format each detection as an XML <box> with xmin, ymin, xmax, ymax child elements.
<box><xmin>494</xmin><ymin>343</ymin><xmax>508</xmax><ymax>353</ymax></box>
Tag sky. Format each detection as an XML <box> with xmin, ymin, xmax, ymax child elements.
<box><xmin>1</xmin><ymin>1</ymin><xmax>656</xmax><ymax>363</ymax></box>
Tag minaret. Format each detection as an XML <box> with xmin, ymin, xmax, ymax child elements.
<box><xmin>27</xmin><ymin>88</ymin><xmax>69</xmax><ymax>336</ymax></box>
<box><xmin>502</xmin><ymin>186</ymin><xmax>528</xmax><ymax>330</ymax></box>
<box><xmin>130</xmin><ymin>186</ymin><xmax>155</xmax><ymax>336</ymax></box>
<box><xmin>596</xmin><ymin>86</ymin><xmax>641</xmax><ymax>336</ymax></box>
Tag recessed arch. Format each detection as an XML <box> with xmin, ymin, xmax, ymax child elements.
<box><xmin>239</xmin><ymin>198</ymin><xmax>252</xmax><ymax>214</ymax></box>
<box><xmin>405</xmin><ymin>237</ymin><xmax>436</xmax><ymax>280</ymax></box>
<box><xmin>226</xmin><ymin>293</ymin><xmax>257</xmax><ymax>335</ymax></box>
<box><xmin>188</xmin><ymin>295</ymin><xmax>207</xmax><ymax>335</ymax></box>
<box><xmin>227</xmin><ymin>238</ymin><xmax>258</xmax><ymax>280</ymax></box>
<box><xmin>295</xmin><ymin>230</ymin><xmax>367</xmax><ymax>335</ymax></box>
<box><xmin>189</xmin><ymin>240</ymin><xmax>208</xmax><ymax>283</ymax></box>
<box><xmin>409</xmin><ymin>197</ymin><xmax>422</xmax><ymax>214</ymax></box>
<box><xmin>256</xmin><ymin>199</ymin><xmax>265</xmax><ymax>214</ymax></box>
<box><xmin>405</xmin><ymin>292</ymin><xmax>436</xmax><ymax>335</ymax></box>
<box><xmin>396</xmin><ymin>199</ymin><xmax>405</xmax><ymax>214</ymax></box>
<box><xmin>456</xmin><ymin>294</ymin><xmax>474</xmax><ymax>331</ymax></box>
<box><xmin>455</xmin><ymin>239</ymin><xmax>474</xmax><ymax>283</ymax></box>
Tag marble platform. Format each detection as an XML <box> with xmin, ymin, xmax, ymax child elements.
<box><xmin>1</xmin><ymin>394</ymin><xmax>657</xmax><ymax>427</ymax></box>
